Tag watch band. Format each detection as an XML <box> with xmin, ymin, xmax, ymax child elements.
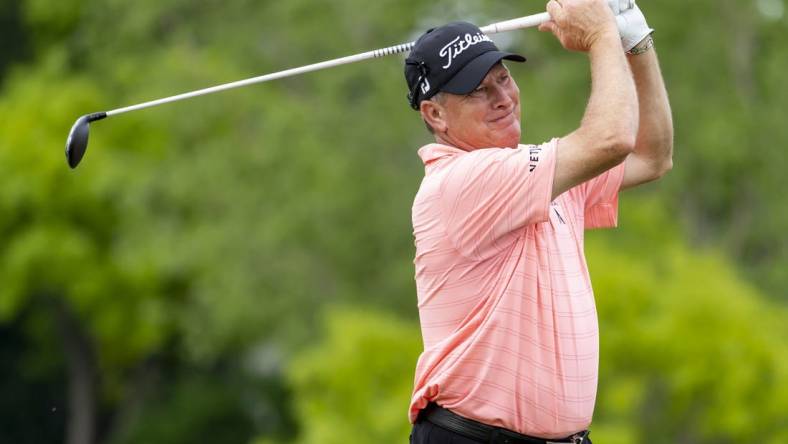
<box><xmin>627</xmin><ymin>34</ymin><xmax>654</xmax><ymax>55</ymax></box>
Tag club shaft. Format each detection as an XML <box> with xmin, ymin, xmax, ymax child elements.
<box><xmin>105</xmin><ymin>12</ymin><xmax>551</xmax><ymax>117</ymax></box>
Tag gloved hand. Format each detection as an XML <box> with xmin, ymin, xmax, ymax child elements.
<box><xmin>615</xmin><ymin>2</ymin><xmax>654</xmax><ymax>52</ymax></box>
<box><xmin>607</xmin><ymin>0</ymin><xmax>634</xmax><ymax>15</ymax></box>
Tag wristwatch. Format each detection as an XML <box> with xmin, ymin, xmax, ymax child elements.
<box><xmin>627</xmin><ymin>34</ymin><xmax>654</xmax><ymax>55</ymax></box>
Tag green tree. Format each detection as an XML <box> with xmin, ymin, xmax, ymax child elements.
<box><xmin>282</xmin><ymin>307</ymin><xmax>421</xmax><ymax>444</ymax></box>
<box><xmin>588</xmin><ymin>198</ymin><xmax>788</xmax><ymax>443</ymax></box>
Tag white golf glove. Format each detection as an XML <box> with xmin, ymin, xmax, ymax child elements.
<box><xmin>614</xmin><ymin>1</ymin><xmax>654</xmax><ymax>52</ymax></box>
<box><xmin>607</xmin><ymin>0</ymin><xmax>634</xmax><ymax>15</ymax></box>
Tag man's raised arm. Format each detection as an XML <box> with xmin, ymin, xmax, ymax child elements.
<box><xmin>618</xmin><ymin>5</ymin><xmax>674</xmax><ymax>189</ymax></box>
<box><xmin>539</xmin><ymin>0</ymin><xmax>640</xmax><ymax>200</ymax></box>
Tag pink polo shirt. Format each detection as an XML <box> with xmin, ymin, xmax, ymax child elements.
<box><xmin>409</xmin><ymin>139</ymin><xmax>625</xmax><ymax>439</ymax></box>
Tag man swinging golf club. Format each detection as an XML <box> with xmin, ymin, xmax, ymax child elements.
<box><xmin>405</xmin><ymin>0</ymin><xmax>673</xmax><ymax>443</ymax></box>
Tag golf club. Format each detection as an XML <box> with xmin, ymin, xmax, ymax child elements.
<box><xmin>65</xmin><ymin>1</ymin><xmax>633</xmax><ymax>168</ymax></box>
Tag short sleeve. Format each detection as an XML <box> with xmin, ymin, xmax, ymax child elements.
<box><xmin>578</xmin><ymin>162</ymin><xmax>626</xmax><ymax>230</ymax></box>
<box><xmin>438</xmin><ymin>139</ymin><xmax>557</xmax><ymax>260</ymax></box>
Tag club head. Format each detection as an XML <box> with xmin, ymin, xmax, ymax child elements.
<box><xmin>65</xmin><ymin>112</ymin><xmax>106</xmax><ymax>169</ymax></box>
<box><xmin>65</xmin><ymin>115</ymin><xmax>90</xmax><ymax>168</ymax></box>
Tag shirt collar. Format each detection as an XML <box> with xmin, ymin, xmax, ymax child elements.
<box><xmin>417</xmin><ymin>143</ymin><xmax>466</xmax><ymax>166</ymax></box>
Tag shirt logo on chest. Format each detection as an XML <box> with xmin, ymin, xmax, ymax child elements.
<box><xmin>551</xmin><ymin>202</ymin><xmax>566</xmax><ymax>225</ymax></box>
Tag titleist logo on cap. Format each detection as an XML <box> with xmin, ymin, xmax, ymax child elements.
<box><xmin>439</xmin><ymin>33</ymin><xmax>493</xmax><ymax>69</ymax></box>
<box><xmin>404</xmin><ymin>21</ymin><xmax>525</xmax><ymax>110</ymax></box>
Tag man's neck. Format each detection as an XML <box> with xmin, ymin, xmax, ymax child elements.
<box><xmin>434</xmin><ymin>133</ymin><xmax>474</xmax><ymax>152</ymax></box>
<box><xmin>433</xmin><ymin>133</ymin><xmax>520</xmax><ymax>151</ymax></box>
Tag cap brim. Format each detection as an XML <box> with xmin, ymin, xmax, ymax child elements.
<box><xmin>441</xmin><ymin>51</ymin><xmax>526</xmax><ymax>95</ymax></box>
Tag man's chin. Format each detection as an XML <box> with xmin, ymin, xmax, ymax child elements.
<box><xmin>490</xmin><ymin>121</ymin><xmax>520</xmax><ymax>148</ymax></box>
<box><xmin>496</xmin><ymin>130</ymin><xmax>521</xmax><ymax>148</ymax></box>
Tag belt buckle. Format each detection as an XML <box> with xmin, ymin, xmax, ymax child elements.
<box><xmin>547</xmin><ymin>433</ymin><xmax>584</xmax><ymax>444</ymax></box>
<box><xmin>569</xmin><ymin>432</ymin><xmax>587</xmax><ymax>444</ymax></box>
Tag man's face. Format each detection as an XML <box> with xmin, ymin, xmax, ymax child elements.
<box><xmin>437</xmin><ymin>63</ymin><xmax>521</xmax><ymax>150</ymax></box>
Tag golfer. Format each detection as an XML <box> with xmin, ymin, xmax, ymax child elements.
<box><xmin>404</xmin><ymin>0</ymin><xmax>672</xmax><ymax>443</ymax></box>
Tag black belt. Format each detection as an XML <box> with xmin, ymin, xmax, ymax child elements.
<box><xmin>422</xmin><ymin>404</ymin><xmax>590</xmax><ymax>444</ymax></box>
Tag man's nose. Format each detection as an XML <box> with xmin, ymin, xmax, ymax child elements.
<box><xmin>490</xmin><ymin>85</ymin><xmax>513</xmax><ymax>108</ymax></box>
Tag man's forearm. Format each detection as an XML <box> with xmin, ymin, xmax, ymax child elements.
<box><xmin>582</xmin><ymin>32</ymin><xmax>639</xmax><ymax>151</ymax></box>
<box><xmin>628</xmin><ymin>45</ymin><xmax>673</xmax><ymax>172</ymax></box>
<box><xmin>550</xmin><ymin>30</ymin><xmax>639</xmax><ymax>200</ymax></box>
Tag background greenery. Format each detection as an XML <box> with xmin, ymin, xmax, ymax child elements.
<box><xmin>1</xmin><ymin>0</ymin><xmax>786</xmax><ymax>443</ymax></box>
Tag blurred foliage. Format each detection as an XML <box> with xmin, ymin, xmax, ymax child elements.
<box><xmin>0</xmin><ymin>0</ymin><xmax>786</xmax><ymax>443</ymax></box>
<box><xmin>588</xmin><ymin>198</ymin><xmax>788</xmax><ymax>443</ymax></box>
<box><xmin>110</xmin><ymin>372</ymin><xmax>255</xmax><ymax>444</ymax></box>
<box><xmin>0</xmin><ymin>0</ymin><xmax>32</xmax><ymax>82</ymax></box>
<box><xmin>284</xmin><ymin>308</ymin><xmax>421</xmax><ymax>444</ymax></box>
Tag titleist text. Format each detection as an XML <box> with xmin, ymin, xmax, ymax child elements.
<box><xmin>439</xmin><ymin>33</ymin><xmax>492</xmax><ymax>69</ymax></box>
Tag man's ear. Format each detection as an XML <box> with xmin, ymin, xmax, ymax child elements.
<box><xmin>420</xmin><ymin>98</ymin><xmax>447</xmax><ymax>133</ymax></box>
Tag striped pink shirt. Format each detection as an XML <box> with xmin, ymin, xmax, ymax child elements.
<box><xmin>409</xmin><ymin>139</ymin><xmax>625</xmax><ymax>439</ymax></box>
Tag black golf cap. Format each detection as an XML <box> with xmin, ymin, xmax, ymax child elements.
<box><xmin>404</xmin><ymin>21</ymin><xmax>525</xmax><ymax>110</ymax></box>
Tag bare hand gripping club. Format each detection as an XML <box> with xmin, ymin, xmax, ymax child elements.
<box><xmin>65</xmin><ymin>2</ymin><xmax>632</xmax><ymax>168</ymax></box>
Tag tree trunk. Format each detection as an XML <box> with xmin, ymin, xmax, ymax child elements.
<box><xmin>52</xmin><ymin>297</ymin><xmax>98</xmax><ymax>444</ymax></box>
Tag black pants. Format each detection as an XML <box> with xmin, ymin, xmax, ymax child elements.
<box><xmin>411</xmin><ymin>419</ymin><xmax>483</xmax><ymax>444</ymax></box>
<box><xmin>410</xmin><ymin>420</ymin><xmax>593</xmax><ymax>444</ymax></box>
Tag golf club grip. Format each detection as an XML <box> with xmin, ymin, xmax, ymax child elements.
<box><xmin>104</xmin><ymin>11</ymin><xmax>550</xmax><ymax>117</ymax></box>
<box><xmin>480</xmin><ymin>12</ymin><xmax>551</xmax><ymax>34</ymax></box>
<box><xmin>371</xmin><ymin>11</ymin><xmax>550</xmax><ymax>57</ymax></box>
<box><xmin>370</xmin><ymin>12</ymin><xmax>550</xmax><ymax>58</ymax></box>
